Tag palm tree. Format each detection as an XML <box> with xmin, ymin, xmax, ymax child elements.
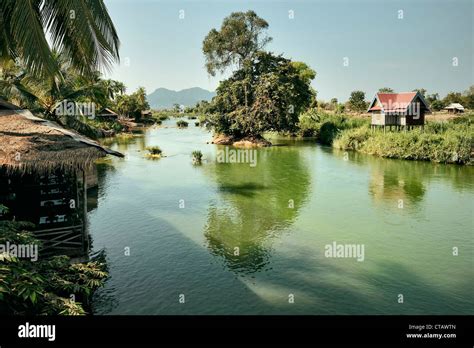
<box><xmin>26</xmin><ymin>52</ymin><xmax>108</xmax><ymax>120</ymax></box>
<box><xmin>0</xmin><ymin>0</ymin><xmax>120</xmax><ymax>77</ymax></box>
<box><xmin>0</xmin><ymin>59</ymin><xmax>38</xmax><ymax>107</ymax></box>
<box><xmin>97</xmin><ymin>79</ymin><xmax>126</xmax><ymax>101</ymax></box>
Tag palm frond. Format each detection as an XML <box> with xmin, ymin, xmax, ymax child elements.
<box><xmin>10</xmin><ymin>0</ymin><xmax>57</xmax><ymax>77</ymax></box>
<box><xmin>1</xmin><ymin>0</ymin><xmax>119</xmax><ymax>77</ymax></box>
<box><xmin>42</xmin><ymin>0</ymin><xmax>119</xmax><ymax>75</ymax></box>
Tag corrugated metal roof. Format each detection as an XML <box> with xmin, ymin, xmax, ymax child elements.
<box><xmin>368</xmin><ymin>92</ymin><xmax>430</xmax><ymax>114</ymax></box>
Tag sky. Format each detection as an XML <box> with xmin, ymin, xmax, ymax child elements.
<box><xmin>103</xmin><ymin>0</ymin><xmax>473</xmax><ymax>101</ymax></box>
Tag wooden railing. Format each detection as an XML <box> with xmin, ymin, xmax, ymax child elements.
<box><xmin>34</xmin><ymin>224</ymin><xmax>86</xmax><ymax>256</ymax></box>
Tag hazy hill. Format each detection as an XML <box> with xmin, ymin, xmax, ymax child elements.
<box><xmin>147</xmin><ymin>87</ymin><xmax>215</xmax><ymax>109</ymax></box>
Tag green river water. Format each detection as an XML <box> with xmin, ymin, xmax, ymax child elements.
<box><xmin>90</xmin><ymin>118</ymin><xmax>473</xmax><ymax>315</ymax></box>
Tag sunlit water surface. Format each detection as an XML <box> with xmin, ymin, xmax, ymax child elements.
<box><xmin>90</xmin><ymin>119</ymin><xmax>474</xmax><ymax>315</ymax></box>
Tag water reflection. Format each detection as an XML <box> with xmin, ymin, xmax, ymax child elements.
<box><xmin>368</xmin><ymin>160</ymin><xmax>426</xmax><ymax>206</ymax></box>
<box><xmin>87</xmin><ymin>126</ymin><xmax>473</xmax><ymax>314</ymax></box>
<box><xmin>331</xmin><ymin>148</ymin><xmax>474</xmax><ymax>207</ymax></box>
<box><xmin>203</xmin><ymin>146</ymin><xmax>312</xmax><ymax>275</ymax></box>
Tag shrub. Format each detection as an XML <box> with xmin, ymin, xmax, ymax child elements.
<box><xmin>450</xmin><ymin>113</ymin><xmax>473</xmax><ymax>125</ymax></box>
<box><xmin>0</xmin><ymin>220</ymin><xmax>108</xmax><ymax>315</ymax></box>
<box><xmin>298</xmin><ymin>110</ymin><xmax>321</xmax><ymax>137</ymax></box>
<box><xmin>319</xmin><ymin>121</ymin><xmax>340</xmax><ymax>145</ymax></box>
<box><xmin>85</xmin><ymin>118</ymin><xmax>124</xmax><ymax>133</ymax></box>
<box><xmin>146</xmin><ymin>146</ymin><xmax>162</xmax><ymax>155</ymax></box>
<box><xmin>333</xmin><ymin>126</ymin><xmax>371</xmax><ymax>150</ymax></box>
<box><xmin>297</xmin><ymin>109</ymin><xmax>369</xmax><ymax>144</ymax></box>
<box><xmin>176</xmin><ymin>120</ymin><xmax>188</xmax><ymax>128</ymax></box>
<box><xmin>334</xmin><ymin>122</ymin><xmax>473</xmax><ymax>164</ymax></box>
<box><xmin>192</xmin><ymin>150</ymin><xmax>203</xmax><ymax>164</ymax></box>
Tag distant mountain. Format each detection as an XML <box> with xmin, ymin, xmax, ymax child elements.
<box><xmin>147</xmin><ymin>87</ymin><xmax>216</xmax><ymax>109</ymax></box>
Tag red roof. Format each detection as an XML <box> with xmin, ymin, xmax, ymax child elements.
<box><xmin>369</xmin><ymin>92</ymin><xmax>418</xmax><ymax>113</ymax></box>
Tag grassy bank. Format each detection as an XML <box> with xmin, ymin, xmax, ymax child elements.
<box><xmin>298</xmin><ymin>110</ymin><xmax>473</xmax><ymax>165</ymax></box>
<box><xmin>298</xmin><ymin>109</ymin><xmax>369</xmax><ymax>144</ymax></box>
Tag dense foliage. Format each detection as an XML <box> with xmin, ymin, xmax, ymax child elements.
<box><xmin>348</xmin><ymin>90</ymin><xmax>368</xmax><ymax>112</ymax></box>
<box><xmin>298</xmin><ymin>111</ymin><xmax>474</xmax><ymax>164</ymax></box>
<box><xmin>0</xmin><ymin>219</ymin><xmax>108</xmax><ymax>315</ymax></box>
<box><xmin>202</xmin><ymin>11</ymin><xmax>315</xmax><ymax>140</ymax></box>
<box><xmin>298</xmin><ymin>109</ymin><xmax>369</xmax><ymax>144</ymax></box>
<box><xmin>115</xmin><ymin>87</ymin><xmax>150</xmax><ymax>121</ymax></box>
<box><xmin>202</xmin><ymin>10</ymin><xmax>272</xmax><ymax>76</ymax></box>
<box><xmin>0</xmin><ymin>0</ymin><xmax>119</xmax><ymax>77</ymax></box>
<box><xmin>146</xmin><ymin>146</ymin><xmax>162</xmax><ymax>155</ymax></box>
<box><xmin>208</xmin><ymin>52</ymin><xmax>315</xmax><ymax>138</ymax></box>
<box><xmin>335</xmin><ymin>125</ymin><xmax>472</xmax><ymax>164</ymax></box>
<box><xmin>176</xmin><ymin>120</ymin><xmax>189</xmax><ymax>128</ymax></box>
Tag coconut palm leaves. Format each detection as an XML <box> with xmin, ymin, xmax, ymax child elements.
<box><xmin>0</xmin><ymin>0</ymin><xmax>120</xmax><ymax>77</ymax></box>
<box><xmin>0</xmin><ymin>59</ymin><xmax>38</xmax><ymax>107</ymax></box>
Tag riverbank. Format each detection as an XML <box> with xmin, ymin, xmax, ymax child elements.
<box><xmin>298</xmin><ymin>110</ymin><xmax>473</xmax><ymax>165</ymax></box>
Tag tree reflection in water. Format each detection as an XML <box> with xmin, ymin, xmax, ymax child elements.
<box><xmin>203</xmin><ymin>145</ymin><xmax>312</xmax><ymax>275</ymax></box>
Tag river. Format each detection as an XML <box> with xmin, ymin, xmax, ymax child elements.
<box><xmin>90</xmin><ymin>118</ymin><xmax>473</xmax><ymax>315</ymax></box>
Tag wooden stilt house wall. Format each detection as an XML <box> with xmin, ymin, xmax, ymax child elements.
<box><xmin>0</xmin><ymin>104</ymin><xmax>123</xmax><ymax>257</ymax></box>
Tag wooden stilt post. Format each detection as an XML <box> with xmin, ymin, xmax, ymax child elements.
<box><xmin>82</xmin><ymin>170</ymin><xmax>88</xmax><ymax>254</ymax></box>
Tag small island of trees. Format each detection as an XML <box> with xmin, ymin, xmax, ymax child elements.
<box><xmin>202</xmin><ymin>11</ymin><xmax>316</xmax><ymax>146</ymax></box>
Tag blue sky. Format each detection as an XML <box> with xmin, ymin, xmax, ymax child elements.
<box><xmin>104</xmin><ymin>0</ymin><xmax>473</xmax><ymax>101</ymax></box>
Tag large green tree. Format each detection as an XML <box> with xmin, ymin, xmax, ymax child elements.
<box><xmin>412</xmin><ymin>88</ymin><xmax>427</xmax><ymax>97</ymax></box>
<box><xmin>114</xmin><ymin>87</ymin><xmax>150</xmax><ymax>120</ymax></box>
<box><xmin>462</xmin><ymin>85</ymin><xmax>474</xmax><ymax>109</ymax></box>
<box><xmin>202</xmin><ymin>11</ymin><xmax>271</xmax><ymax>76</ymax></box>
<box><xmin>204</xmin><ymin>12</ymin><xmax>315</xmax><ymax>140</ymax></box>
<box><xmin>0</xmin><ymin>59</ymin><xmax>37</xmax><ymax>107</ymax></box>
<box><xmin>0</xmin><ymin>0</ymin><xmax>119</xmax><ymax>77</ymax></box>
<box><xmin>378</xmin><ymin>87</ymin><xmax>394</xmax><ymax>93</ymax></box>
<box><xmin>210</xmin><ymin>51</ymin><xmax>315</xmax><ymax>138</ymax></box>
<box><xmin>443</xmin><ymin>92</ymin><xmax>464</xmax><ymax>105</ymax></box>
<box><xmin>348</xmin><ymin>90</ymin><xmax>367</xmax><ymax>112</ymax></box>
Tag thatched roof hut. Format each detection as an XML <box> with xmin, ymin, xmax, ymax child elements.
<box><xmin>141</xmin><ymin>109</ymin><xmax>152</xmax><ymax>117</ymax></box>
<box><xmin>96</xmin><ymin>107</ymin><xmax>119</xmax><ymax>120</ymax></box>
<box><xmin>0</xmin><ymin>108</ymin><xmax>123</xmax><ymax>175</ymax></box>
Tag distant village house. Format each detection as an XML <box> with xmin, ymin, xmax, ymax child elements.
<box><xmin>444</xmin><ymin>103</ymin><xmax>465</xmax><ymax>114</ymax></box>
<box><xmin>96</xmin><ymin>108</ymin><xmax>119</xmax><ymax>121</ymax></box>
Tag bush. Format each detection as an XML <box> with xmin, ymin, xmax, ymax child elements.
<box><xmin>176</xmin><ymin>120</ymin><xmax>188</xmax><ymax>128</ymax></box>
<box><xmin>319</xmin><ymin>122</ymin><xmax>340</xmax><ymax>145</ymax></box>
<box><xmin>298</xmin><ymin>110</ymin><xmax>321</xmax><ymax>137</ymax></box>
<box><xmin>146</xmin><ymin>146</ymin><xmax>162</xmax><ymax>155</ymax></box>
<box><xmin>0</xmin><ymin>220</ymin><xmax>108</xmax><ymax>315</ymax></box>
<box><xmin>192</xmin><ymin>150</ymin><xmax>203</xmax><ymax>164</ymax></box>
<box><xmin>450</xmin><ymin>113</ymin><xmax>473</xmax><ymax>125</ymax></box>
<box><xmin>85</xmin><ymin>118</ymin><xmax>123</xmax><ymax>133</ymax></box>
<box><xmin>333</xmin><ymin>126</ymin><xmax>371</xmax><ymax>150</ymax></box>
<box><xmin>297</xmin><ymin>109</ymin><xmax>369</xmax><ymax>144</ymax></box>
<box><xmin>334</xmin><ymin>121</ymin><xmax>473</xmax><ymax>164</ymax></box>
